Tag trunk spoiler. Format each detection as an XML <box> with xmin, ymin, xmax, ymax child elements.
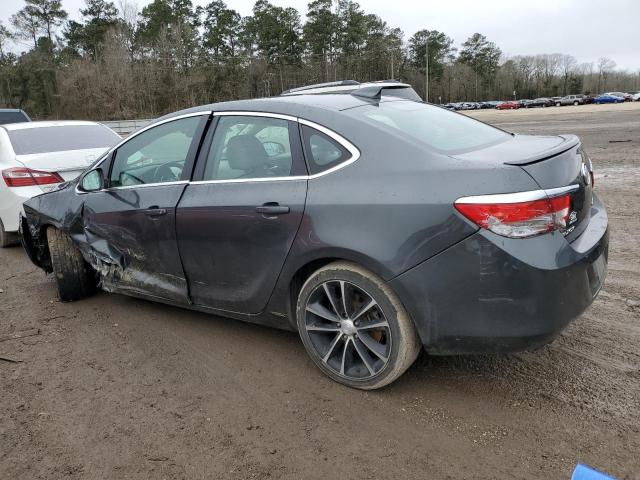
<box><xmin>504</xmin><ymin>134</ymin><xmax>580</xmax><ymax>166</ymax></box>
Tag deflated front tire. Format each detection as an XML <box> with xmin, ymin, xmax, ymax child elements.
<box><xmin>47</xmin><ymin>227</ymin><xmax>97</xmax><ymax>302</ymax></box>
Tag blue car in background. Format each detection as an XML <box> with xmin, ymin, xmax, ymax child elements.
<box><xmin>594</xmin><ymin>94</ymin><xmax>624</xmax><ymax>104</ymax></box>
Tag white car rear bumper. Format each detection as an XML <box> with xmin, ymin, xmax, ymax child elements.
<box><xmin>0</xmin><ymin>185</ymin><xmax>46</xmax><ymax>232</ymax></box>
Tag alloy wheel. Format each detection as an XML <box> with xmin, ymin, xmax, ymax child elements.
<box><xmin>303</xmin><ymin>280</ymin><xmax>391</xmax><ymax>380</ymax></box>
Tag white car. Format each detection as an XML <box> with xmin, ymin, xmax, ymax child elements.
<box><xmin>0</xmin><ymin>121</ymin><xmax>121</xmax><ymax>246</ymax></box>
<box><xmin>629</xmin><ymin>91</ymin><xmax>640</xmax><ymax>101</ymax></box>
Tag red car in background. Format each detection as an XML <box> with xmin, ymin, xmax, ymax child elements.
<box><xmin>496</xmin><ymin>101</ymin><xmax>520</xmax><ymax>110</ymax></box>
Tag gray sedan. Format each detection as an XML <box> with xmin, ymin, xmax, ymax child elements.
<box><xmin>20</xmin><ymin>81</ymin><xmax>608</xmax><ymax>389</ymax></box>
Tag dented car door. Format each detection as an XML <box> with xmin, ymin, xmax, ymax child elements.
<box><xmin>80</xmin><ymin>114</ymin><xmax>209</xmax><ymax>302</ymax></box>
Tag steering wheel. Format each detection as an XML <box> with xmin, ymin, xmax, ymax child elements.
<box><xmin>155</xmin><ymin>161</ymin><xmax>183</xmax><ymax>183</ymax></box>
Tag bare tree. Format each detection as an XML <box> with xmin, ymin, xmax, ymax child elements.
<box><xmin>597</xmin><ymin>57</ymin><xmax>616</xmax><ymax>92</ymax></box>
<box><xmin>560</xmin><ymin>54</ymin><xmax>577</xmax><ymax>95</ymax></box>
<box><xmin>10</xmin><ymin>7</ymin><xmax>45</xmax><ymax>48</ymax></box>
<box><xmin>0</xmin><ymin>21</ymin><xmax>14</xmax><ymax>59</ymax></box>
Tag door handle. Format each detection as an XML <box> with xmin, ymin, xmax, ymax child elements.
<box><xmin>255</xmin><ymin>203</ymin><xmax>290</xmax><ymax>215</ymax></box>
<box><xmin>144</xmin><ymin>207</ymin><xmax>167</xmax><ymax>217</ymax></box>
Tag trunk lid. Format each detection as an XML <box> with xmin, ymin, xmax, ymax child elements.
<box><xmin>15</xmin><ymin>147</ymin><xmax>108</xmax><ymax>183</ymax></box>
<box><xmin>454</xmin><ymin>134</ymin><xmax>593</xmax><ymax>241</ymax></box>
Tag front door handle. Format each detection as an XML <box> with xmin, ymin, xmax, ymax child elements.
<box><xmin>255</xmin><ymin>203</ymin><xmax>290</xmax><ymax>215</ymax></box>
<box><xmin>145</xmin><ymin>207</ymin><xmax>167</xmax><ymax>217</ymax></box>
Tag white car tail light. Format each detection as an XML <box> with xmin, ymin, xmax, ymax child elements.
<box><xmin>2</xmin><ymin>167</ymin><xmax>64</xmax><ymax>188</ymax></box>
<box><xmin>454</xmin><ymin>186</ymin><xmax>577</xmax><ymax>239</ymax></box>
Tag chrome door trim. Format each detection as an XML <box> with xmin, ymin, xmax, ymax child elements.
<box><xmin>213</xmin><ymin>111</ymin><xmax>298</xmax><ymax>122</ymax></box>
<box><xmin>75</xmin><ymin>112</ymin><xmax>211</xmax><ymax>194</ymax></box>
<box><xmin>76</xmin><ymin>110</ymin><xmax>363</xmax><ymax>192</ymax></box>
<box><xmin>190</xmin><ymin>112</ymin><xmax>361</xmax><ymax>185</ymax></box>
<box><xmin>455</xmin><ymin>184</ymin><xmax>580</xmax><ymax>205</ymax></box>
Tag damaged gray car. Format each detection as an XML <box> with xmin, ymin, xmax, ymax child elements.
<box><xmin>20</xmin><ymin>81</ymin><xmax>609</xmax><ymax>389</ymax></box>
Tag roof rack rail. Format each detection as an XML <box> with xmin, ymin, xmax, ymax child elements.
<box><xmin>281</xmin><ymin>80</ymin><xmax>360</xmax><ymax>95</ymax></box>
<box><xmin>280</xmin><ymin>79</ymin><xmax>423</xmax><ymax>102</ymax></box>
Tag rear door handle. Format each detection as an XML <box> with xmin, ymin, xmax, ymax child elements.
<box><xmin>255</xmin><ymin>204</ymin><xmax>290</xmax><ymax>215</ymax></box>
<box><xmin>144</xmin><ymin>207</ymin><xmax>167</xmax><ymax>217</ymax></box>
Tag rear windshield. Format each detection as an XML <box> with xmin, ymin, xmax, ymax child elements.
<box><xmin>350</xmin><ymin>101</ymin><xmax>509</xmax><ymax>153</ymax></box>
<box><xmin>8</xmin><ymin>125</ymin><xmax>120</xmax><ymax>155</ymax></box>
<box><xmin>0</xmin><ymin>111</ymin><xmax>29</xmax><ymax>125</ymax></box>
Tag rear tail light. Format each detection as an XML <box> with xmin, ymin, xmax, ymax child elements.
<box><xmin>2</xmin><ymin>167</ymin><xmax>64</xmax><ymax>187</ymax></box>
<box><xmin>455</xmin><ymin>191</ymin><xmax>572</xmax><ymax>238</ymax></box>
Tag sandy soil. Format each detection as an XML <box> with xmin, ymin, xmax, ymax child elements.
<box><xmin>1</xmin><ymin>104</ymin><xmax>639</xmax><ymax>479</ymax></box>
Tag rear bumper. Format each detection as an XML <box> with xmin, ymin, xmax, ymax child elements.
<box><xmin>0</xmin><ymin>185</ymin><xmax>43</xmax><ymax>232</ymax></box>
<box><xmin>390</xmin><ymin>194</ymin><xmax>609</xmax><ymax>355</ymax></box>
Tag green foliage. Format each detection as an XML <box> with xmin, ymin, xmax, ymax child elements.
<box><xmin>64</xmin><ymin>0</ymin><xmax>120</xmax><ymax>58</ymax></box>
<box><xmin>199</xmin><ymin>1</ymin><xmax>241</xmax><ymax>57</ymax></box>
<box><xmin>304</xmin><ymin>0</ymin><xmax>338</xmax><ymax>57</ymax></box>
<box><xmin>409</xmin><ymin>29</ymin><xmax>455</xmax><ymax>80</ymax></box>
<box><xmin>458</xmin><ymin>32</ymin><xmax>501</xmax><ymax>78</ymax></box>
<box><xmin>244</xmin><ymin>0</ymin><xmax>303</xmax><ymax>63</ymax></box>
<box><xmin>0</xmin><ymin>0</ymin><xmax>637</xmax><ymax>119</ymax></box>
<box><xmin>137</xmin><ymin>0</ymin><xmax>199</xmax><ymax>54</ymax></box>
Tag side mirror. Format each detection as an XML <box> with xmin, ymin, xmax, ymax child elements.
<box><xmin>80</xmin><ymin>168</ymin><xmax>104</xmax><ymax>192</ymax></box>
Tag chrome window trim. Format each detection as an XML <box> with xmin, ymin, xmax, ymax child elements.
<box><xmin>298</xmin><ymin>118</ymin><xmax>361</xmax><ymax>179</ymax></box>
<box><xmin>190</xmin><ymin>113</ymin><xmax>361</xmax><ymax>185</ymax></box>
<box><xmin>102</xmin><ymin>180</ymin><xmax>189</xmax><ymax>191</ymax></box>
<box><xmin>213</xmin><ymin>111</ymin><xmax>297</xmax><ymax>122</ymax></box>
<box><xmin>75</xmin><ymin>110</ymin><xmax>361</xmax><ymax>192</ymax></box>
<box><xmin>190</xmin><ymin>176</ymin><xmax>307</xmax><ymax>185</ymax></box>
<box><xmin>455</xmin><ymin>184</ymin><xmax>579</xmax><ymax>205</ymax></box>
<box><xmin>75</xmin><ymin>112</ymin><xmax>211</xmax><ymax>194</ymax></box>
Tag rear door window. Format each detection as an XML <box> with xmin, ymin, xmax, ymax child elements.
<box><xmin>203</xmin><ymin>115</ymin><xmax>304</xmax><ymax>180</ymax></box>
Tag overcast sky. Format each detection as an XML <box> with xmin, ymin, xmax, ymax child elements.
<box><xmin>2</xmin><ymin>0</ymin><xmax>639</xmax><ymax>71</ymax></box>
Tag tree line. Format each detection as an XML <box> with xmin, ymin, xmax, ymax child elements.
<box><xmin>0</xmin><ymin>0</ymin><xmax>638</xmax><ymax>120</ymax></box>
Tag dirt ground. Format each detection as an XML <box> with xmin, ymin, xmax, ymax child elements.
<box><xmin>1</xmin><ymin>103</ymin><xmax>639</xmax><ymax>480</ymax></box>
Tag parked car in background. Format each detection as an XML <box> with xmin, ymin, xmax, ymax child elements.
<box><xmin>442</xmin><ymin>103</ymin><xmax>457</xmax><ymax>110</ymax></box>
<box><xmin>628</xmin><ymin>91</ymin><xmax>640</xmax><ymax>101</ymax></box>
<box><xmin>0</xmin><ymin>121</ymin><xmax>121</xmax><ymax>247</ymax></box>
<box><xmin>517</xmin><ymin>99</ymin><xmax>530</xmax><ymax>108</ymax></box>
<box><xmin>550</xmin><ymin>96</ymin><xmax>562</xmax><ymax>106</ymax></box>
<box><xmin>20</xmin><ymin>81</ymin><xmax>608</xmax><ymax>390</ymax></box>
<box><xmin>0</xmin><ymin>109</ymin><xmax>31</xmax><ymax>125</ymax></box>
<box><xmin>457</xmin><ymin>102</ymin><xmax>478</xmax><ymax>110</ymax></box>
<box><xmin>524</xmin><ymin>98</ymin><xmax>553</xmax><ymax>108</ymax></box>
<box><xmin>479</xmin><ymin>101</ymin><xmax>500</xmax><ymax>109</ymax></box>
<box><xmin>604</xmin><ymin>92</ymin><xmax>631</xmax><ymax>102</ymax></box>
<box><xmin>496</xmin><ymin>101</ymin><xmax>520</xmax><ymax>110</ymax></box>
<box><xmin>594</xmin><ymin>94</ymin><xmax>625</xmax><ymax>104</ymax></box>
<box><xmin>556</xmin><ymin>95</ymin><xmax>585</xmax><ymax>106</ymax></box>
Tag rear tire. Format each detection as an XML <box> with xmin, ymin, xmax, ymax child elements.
<box><xmin>296</xmin><ymin>261</ymin><xmax>421</xmax><ymax>390</ymax></box>
<box><xmin>573</xmin><ymin>101</ymin><xmax>579</xmax><ymax>106</ymax></box>
<box><xmin>47</xmin><ymin>227</ymin><xmax>96</xmax><ymax>302</ymax></box>
<box><xmin>0</xmin><ymin>219</ymin><xmax>20</xmax><ymax>248</ymax></box>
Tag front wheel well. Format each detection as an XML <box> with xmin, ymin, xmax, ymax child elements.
<box><xmin>35</xmin><ymin>224</ymin><xmax>54</xmax><ymax>272</ymax></box>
